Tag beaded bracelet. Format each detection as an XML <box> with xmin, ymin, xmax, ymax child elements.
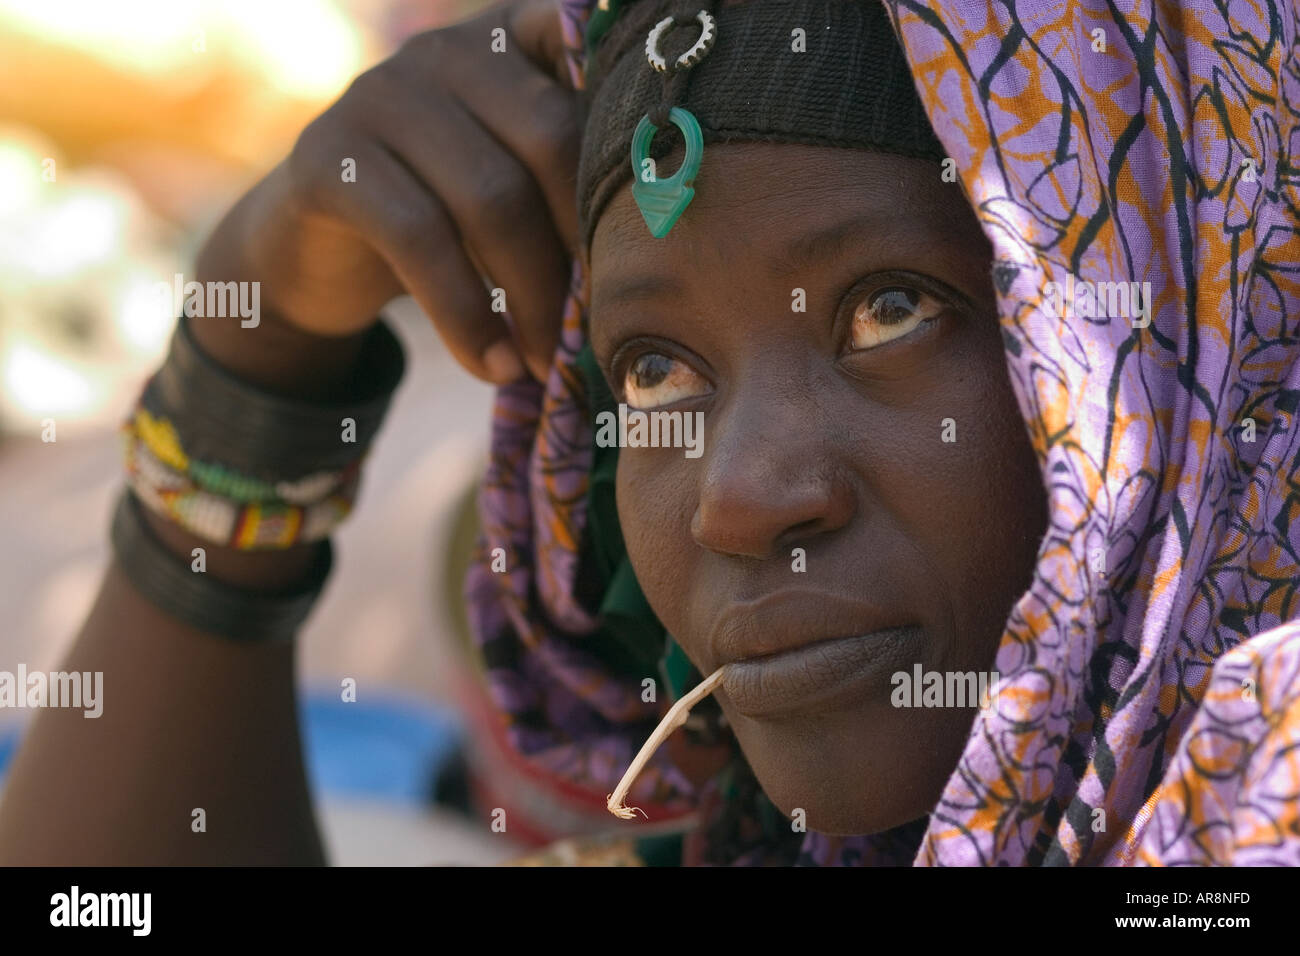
<box><xmin>121</xmin><ymin>424</ymin><xmax>361</xmax><ymax>549</ymax></box>
<box><xmin>119</xmin><ymin>314</ymin><xmax>404</xmax><ymax>551</ymax></box>
<box><xmin>110</xmin><ymin>313</ymin><xmax>405</xmax><ymax>642</ymax></box>
<box><xmin>127</xmin><ymin>405</ymin><xmax>348</xmax><ymax>505</ymax></box>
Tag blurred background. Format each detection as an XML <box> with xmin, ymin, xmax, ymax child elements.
<box><xmin>0</xmin><ymin>0</ymin><xmax>636</xmax><ymax>865</ymax></box>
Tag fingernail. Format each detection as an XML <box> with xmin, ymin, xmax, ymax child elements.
<box><xmin>483</xmin><ymin>340</ymin><xmax>526</xmax><ymax>384</ymax></box>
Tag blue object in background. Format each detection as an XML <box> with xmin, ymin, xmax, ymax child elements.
<box><xmin>0</xmin><ymin>688</ymin><xmax>466</xmax><ymax>808</ymax></box>
<box><xmin>0</xmin><ymin>729</ymin><xmax>16</xmax><ymax>783</ymax></box>
<box><xmin>298</xmin><ymin>686</ymin><xmax>466</xmax><ymax>806</ymax></box>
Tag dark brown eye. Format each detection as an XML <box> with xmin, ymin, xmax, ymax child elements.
<box><xmin>630</xmin><ymin>353</ymin><xmax>673</xmax><ymax>389</ymax></box>
<box><xmin>623</xmin><ymin>352</ymin><xmax>709</xmax><ymax>409</ymax></box>
<box><xmin>850</xmin><ymin>286</ymin><xmax>944</xmax><ymax>350</ymax></box>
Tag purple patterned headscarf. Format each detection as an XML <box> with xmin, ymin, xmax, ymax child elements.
<box><xmin>466</xmin><ymin>0</ymin><xmax>1300</xmax><ymax>865</ymax></box>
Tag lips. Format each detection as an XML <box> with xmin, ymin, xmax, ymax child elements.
<box><xmin>708</xmin><ymin>591</ymin><xmax>923</xmax><ymax>718</ymax></box>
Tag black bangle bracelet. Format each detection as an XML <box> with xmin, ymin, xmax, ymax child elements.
<box><xmin>110</xmin><ymin>488</ymin><xmax>333</xmax><ymax>643</ymax></box>
<box><xmin>144</xmin><ymin>314</ymin><xmax>406</xmax><ymax>480</ymax></box>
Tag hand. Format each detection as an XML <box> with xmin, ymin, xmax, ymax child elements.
<box><xmin>199</xmin><ymin>0</ymin><xmax>580</xmax><ymax>384</ymax></box>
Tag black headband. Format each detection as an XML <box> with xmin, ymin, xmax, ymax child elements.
<box><xmin>576</xmin><ymin>0</ymin><xmax>948</xmax><ymax>254</ymax></box>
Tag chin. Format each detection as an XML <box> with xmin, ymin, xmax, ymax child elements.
<box><xmin>722</xmin><ymin>699</ymin><xmax>968</xmax><ymax>836</ymax></box>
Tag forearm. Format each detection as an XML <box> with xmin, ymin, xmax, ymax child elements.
<box><xmin>0</xmin><ymin>560</ymin><xmax>323</xmax><ymax>865</ymax></box>
<box><xmin>0</xmin><ymin>204</ymin><xmax>375</xmax><ymax>863</ymax></box>
<box><xmin>192</xmin><ymin>168</ymin><xmax>375</xmax><ymax>396</ymax></box>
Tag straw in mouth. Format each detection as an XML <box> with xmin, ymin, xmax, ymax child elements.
<box><xmin>606</xmin><ymin>665</ymin><xmax>728</xmax><ymax>819</ymax></box>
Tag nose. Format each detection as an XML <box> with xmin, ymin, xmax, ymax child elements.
<box><xmin>690</xmin><ymin>386</ymin><xmax>856</xmax><ymax>560</ymax></box>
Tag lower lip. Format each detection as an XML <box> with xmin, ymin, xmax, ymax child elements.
<box><xmin>720</xmin><ymin>625</ymin><xmax>924</xmax><ymax>719</ymax></box>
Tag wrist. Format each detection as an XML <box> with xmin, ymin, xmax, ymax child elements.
<box><xmin>112</xmin><ymin>305</ymin><xmax>406</xmax><ymax>641</ymax></box>
<box><xmin>192</xmin><ymin>170</ymin><xmax>376</xmax><ymax>400</ymax></box>
<box><xmin>142</xmin><ymin>504</ymin><xmax>324</xmax><ymax>591</ymax></box>
<box><xmin>184</xmin><ymin>307</ymin><xmax>372</xmax><ymax>402</ymax></box>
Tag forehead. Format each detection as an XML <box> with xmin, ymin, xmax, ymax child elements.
<box><xmin>588</xmin><ymin>142</ymin><xmax>981</xmax><ymax>315</ymax></box>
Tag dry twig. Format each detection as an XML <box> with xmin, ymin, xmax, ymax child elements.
<box><xmin>606</xmin><ymin>665</ymin><xmax>727</xmax><ymax>819</ymax></box>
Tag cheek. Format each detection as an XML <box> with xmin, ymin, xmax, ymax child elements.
<box><xmin>867</xmin><ymin>326</ymin><xmax>1045</xmax><ymax>665</ymax></box>
<box><xmin>615</xmin><ymin>450</ymin><xmax>698</xmax><ymax>632</ymax></box>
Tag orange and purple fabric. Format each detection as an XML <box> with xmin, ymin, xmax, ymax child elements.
<box><xmin>465</xmin><ymin>0</ymin><xmax>1300</xmax><ymax>865</ymax></box>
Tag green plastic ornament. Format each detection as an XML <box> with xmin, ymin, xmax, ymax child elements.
<box><xmin>630</xmin><ymin>106</ymin><xmax>704</xmax><ymax>238</ymax></box>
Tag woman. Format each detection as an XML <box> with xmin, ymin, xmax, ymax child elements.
<box><xmin>0</xmin><ymin>0</ymin><xmax>1297</xmax><ymax>867</ymax></box>
<box><xmin>472</xmin><ymin>0</ymin><xmax>1300</xmax><ymax>865</ymax></box>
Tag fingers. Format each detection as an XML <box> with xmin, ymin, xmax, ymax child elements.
<box><xmin>297</xmin><ymin>133</ymin><xmax>526</xmax><ymax>384</ymax></box>
<box><xmin>280</xmin><ymin>3</ymin><xmax>585</xmax><ymax>387</ymax></box>
<box><xmin>363</xmin><ymin>86</ymin><xmax>568</xmax><ymax>382</ymax></box>
<box><xmin>420</xmin><ymin>18</ymin><xmax>583</xmax><ymax>259</ymax></box>
<box><xmin>507</xmin><ymin>0</ymin><xmax>573</xmax><ymax>88</ymax></box>
<box><xmin>456</xmin><ymin>64</ymin><xmax>582</xmax><ymax>261</ymax></box>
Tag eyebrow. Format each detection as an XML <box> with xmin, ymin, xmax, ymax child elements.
<box><xmin>594</xmin><ymin>212</ymin><xmax>887</xmax><ymax>311</ymax></box>
<box><xmin>783</xmin><ymin>213</ymin><xmax>883</xmax><ymax>271</ymax></box>
<box><xmin>592</xmin><ymin>272</ymin><xmax>683</xmax><ymax>310</ymax></box>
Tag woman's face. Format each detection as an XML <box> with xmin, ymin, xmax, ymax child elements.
<box><xmin>588</xmin><ymin>142</ymin><xmax>1048</xmax><ymax>835</ymax></box>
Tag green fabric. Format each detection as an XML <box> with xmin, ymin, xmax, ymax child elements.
<box><xmin>635</xmin><ymin>833</ymin><xmax>685</xmax><ymax>866</ymax></box>
<box><xmin>575</xmin><ymin>343</ymin><xmax>709</xmax><ymax>695</ymax></box>
<box><xmin>575</xmin><ymin>342</ymin><xmax>665</xmax><ymax>679</ymax></box>
<box><xmin>583</xmin><ymin>0</ymin><xmax>631</xmax><ymax>60</ymax></box>
<box><xmin>659</xmin><ymin>632</ymin><xmax>696</xmax><ymax>701</ymax></box>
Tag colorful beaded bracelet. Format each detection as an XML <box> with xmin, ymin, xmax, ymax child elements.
<box><xmin>125</xmin><ymin>406</ymin><xmax>351</xmax><ymax>506</ymax></box>
<box><xmin>111</xmin><ymin>313</ymin><xmax>404</xmax><ymax>643</ymax></box>
<box><xmin>118</xmin><ymin>314</ymin><xmax>404</xmax><ymax>552</ymax></box>
<box><xmin>121</xmin><ymin>426</ymin><xmax>361</xmax><ymax>550</ymax></box>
